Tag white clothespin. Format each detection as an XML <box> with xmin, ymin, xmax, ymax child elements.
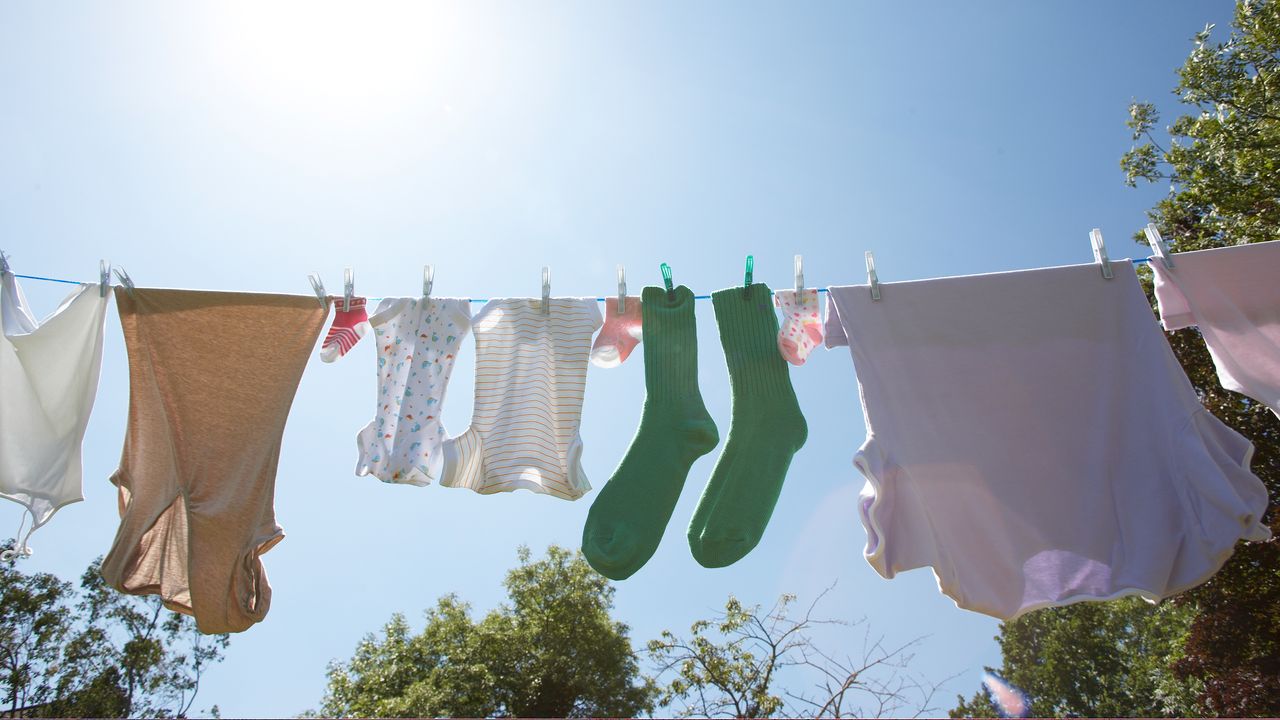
<box><xmin>541</xmin><ymin>266</ymin><xmax>551</xmax><ymax>315</ymax></box>
<box><xmin>616</xmin><ymin>265</ymin><xmax>626</xmax><ymax>313</ymax></box>
<box><xmin>0</xmin><ymin>250</ymin><xmax>9</xmax><ymax>275</ymax></box>
<box><xmin>342</xmin><ymin>268</ymin><xmax>354</xmax><ymax>312</ymax></box>
<box><xmin>865</xmin><ymin>251</ymin><xmax>881</xmax><ymax>301</ymax></box>
<box><xmin>1144</xmin><ymin>223</ymin><xmax>1175</xmax><ymax>270</ymax></box>
<box><xmin>99</xmin><ymin>260</ymin><xmax>111</xmax><ymax>297</ymax></box>
<box><xmin>795</xmin><ymin>254</ymin><xmax>804</xmax><ymax>293</ymax></box>
<box><xmin>112</xmin><ymin>267</ymin><xmax>135</xmax><ymax>297</ymax></box>
<box><xmin>308</xmin><ymin>272</ymin><xmax>327</xmax><ymax>308</ymax></box>
<box><xmin>1090</xmin><ymin>228</ymin><xmax>1113</xmax><ymax>279</ymax></box>
<box><xmin>423</xmin><ymin>265</ymin><xmax>435</xmax><ymax>299</ymax></box>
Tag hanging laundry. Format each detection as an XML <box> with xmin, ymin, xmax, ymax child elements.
<box><xmin>319</xmin><ymin>296</ymin><xmax>370</xmax><ymax>362</ymax></box>
<box><xmin>100</xmin><ymin>289</ymin><xmax>327</xmax><ymax>634</ymax></box>
<box><xmin>583</xmin><ymin>285</ymin><xmax>719</xmax><ymax>580</ymax></box>
<box><xmin>687</xmin><ymin>284</ymin><xmax>807</xmax><ymax>568</ymax></box>
<box><xmin>1150</xmin><ymin>240</ymin><xmax>1280</xmax><ymax>418</ymax></box>
<box><xmin>0</xmin><ymin>272</ymin><xmax>109</xmax><ymax>557</ymax></box>
<box><xmin>591</xmin><ymin>295</ymin><xmax>642</xmax><ymax>368</ymax></box>
<box><xmin>824</xmin><ymin>262</ymin><xmax>1270</xmax><ymax>621</ymax></box>
<box><xmin>355</xmin><ymin>297</ymin><xmax>471</xmax><ymax>485</ymax></box>
<box><xmin>440</xmin><ymin>298</ymin><xmax>602</xmax><ymax>499</ymax></box>
<box><xmin>773</xmin><ymin>288</ymin><xmax>824</xmax><ymax>365</ymax></box>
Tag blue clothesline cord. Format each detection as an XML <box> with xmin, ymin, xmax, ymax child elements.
<box><xmin>14</xmin><ymin>273</ymin><xmax>82</xmax><ymax>286</ymax></box>
<box><xmin>11</xmin><ymin>258</ymin><xmax>1155</xmax><ymax>300</ymax></box>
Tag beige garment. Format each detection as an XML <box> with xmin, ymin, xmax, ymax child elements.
<box><xmin>100</xmin><ymin>288</ymin><xmax>327</xmax><ymax>634</ymax></box>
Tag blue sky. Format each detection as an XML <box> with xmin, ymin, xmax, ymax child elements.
<box><xmin>0</xmin><ymin>1</ymin><xmax>1237</xmax><ymax>716</ymax></box>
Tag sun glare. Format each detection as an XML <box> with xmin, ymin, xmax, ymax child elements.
<box><xmin>218</xmin><ymin>1</ymin><xmax>454</xmax><ymax>110</ymax></box>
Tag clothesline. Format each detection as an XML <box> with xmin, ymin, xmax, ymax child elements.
<box><xmin>12</xmin><ymin>257</ymin><xmax>1156</xmax><ymax>301</ymax></box>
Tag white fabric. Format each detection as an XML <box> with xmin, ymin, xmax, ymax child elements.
<box><xmin>356</xmin><ymin>297</ymin><xmax>472</xmax><ymax>485</ymax></box>
<box><xmin>1151</xmin><ymin>240</ymin><xmax>1280</xmax><ymax>417</ymax></box>
<box><xmin>824</xmin><ymin>261</ymin><xmax>1271</xmax><ymax>620</ymax></box>
<box><xmin>441</xmin><ymin>298</ymin><xmax>602</xmax><ymax>499</ymax></box>
<box><xmin>0</xmin><ymin>273</ymin><xmax>109</xmax><ymax>554</ymax></box>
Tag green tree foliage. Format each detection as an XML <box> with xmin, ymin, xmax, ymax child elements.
<box><xmin>319</xmin><ymin>545</ymin><xmax>657</xmax><ymax>718</ymax></box>
<box><xmin>648</xmin><ymin>589</ymin><xmax>948</xmax><ymax>718</ymax></box>
<box><xmin>0</xmin><ymin>552</ymin><xmax>228</xmax><ymax>718</ymax></box>
<box><xmin>949</xmin><ymin>599</ymin><xmax>1200</xmax><ymax>718</ymax></box>
<box><xmin>956</xmin><ymin>3</ymin><xmax>1280</xmax><ymax>716</ymax></box>
<box><xmin>0</xmin><ymin>558</ymin><xmax>73</xmax><ymax>714</ymax></box>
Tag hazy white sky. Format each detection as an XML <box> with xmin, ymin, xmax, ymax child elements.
<box><xmin>0</xmin><ymin>1</ymin><xmax>1234</xmax><ymax>715</ymax></box>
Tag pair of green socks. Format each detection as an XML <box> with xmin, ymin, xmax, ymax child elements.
<box><xmin>582</xmin><ymin>283</ymin><xmax>808</xmax><ymax>580</ymax></box>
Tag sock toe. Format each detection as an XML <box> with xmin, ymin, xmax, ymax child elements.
<box><xmin>688</xmin><ymin>526</ymin><xmax>756</xmax><ymax>569</ymax></box>
<box><xmin>583</xmin><ymin>525</ymin><xmax>643</xmax><ymax>580</ymax></box>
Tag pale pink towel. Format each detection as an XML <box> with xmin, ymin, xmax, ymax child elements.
<box><xmin>1151</xmin><ymin>240</ymin><xmax>1280</xmax><ymax>417</ymax></box>
<box><xmin>824</xmin><ymin>262</ymin><xmax>1270</xmax><ymax>620</ymax></box>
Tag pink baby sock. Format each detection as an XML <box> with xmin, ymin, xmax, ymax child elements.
<box><xmin>591</xmin><ymin>296</ymin><xmax>643</xmax><ymax>368</ymax></box>
<box><xmin>773</xmin><ymin>289</ymin><xmax>823</xmax><ymax>366</ymax></box>
<box><xmin>320</xmin><ymin>296</ymin><xmax>370</xmax><ymax>363</ymax></box>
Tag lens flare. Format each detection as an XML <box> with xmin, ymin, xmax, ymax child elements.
<box><xmin>982</xmin><ymin>672</ymin><xmax>1031</xmax><ymax>718</ymax></box>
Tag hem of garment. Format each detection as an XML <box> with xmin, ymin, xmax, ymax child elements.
<box><xmin>0</xmin><ymin>491</ymin><xmax>84</xmax><ymax>531</ymax></box>
<box><xmin>103</xmin><ymin>468</ymin><xmax>286</xmax><ymax>633</ymax></box>
<box><xmin>853</xmin><ymin>438</ymin><xmax>968</xmax><ymax>607</ymax></box>
<box><xmin>354</xmin><ymin>465</ymin><xmax>435</xmax><ymax>487</ymax></box>
<box><xmin>446</xmin><ymin>476</ymin><xmax>588</xmax><ymax>500</ymax></box>
<box><xmin>853</xmin><ymin>426</ymin><xmax>1271</xmax><ymax>621</ymax></box>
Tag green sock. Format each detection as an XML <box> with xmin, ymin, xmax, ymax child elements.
<box><xmin>688</xmin><ymin>283</ymin><xmax>807</xmax><ymax>568</ymax></box>
<box><xmin>582</xmin><ymin>285</ymin><xmax>719</xmax><ymax>580</ymax></box>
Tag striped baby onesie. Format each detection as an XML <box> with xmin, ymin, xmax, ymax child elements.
<box><xmin>440</xmin><ymin>298</ymin><xmax>603</xmax><ymax>499</ymax></box>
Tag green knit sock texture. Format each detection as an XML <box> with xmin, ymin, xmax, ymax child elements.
<box><xmin>688</xmin><ymin>283</ymin><xmax>807</xmax><ymax>568</ymax></box>
<box><xmin>582</xmin><ymin>285</ymin><xmax>720</xmax><ymax>580</ymax></box>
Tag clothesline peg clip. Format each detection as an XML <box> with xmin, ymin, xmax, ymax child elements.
<box><xmin>307</xmin><ymin>272</ymin><xmax>327</xmax><ymax>308</ymax></box>
<box><xmin>1090</xmin><ymin>228</ymin><xmax>1113</xmax><ymax>280</ymax></box>
<box><xmin>865</xmin><ymin>251</ymin><xmax>881</xmax><ymax>301</ymax></box>
<box><xmin>1144</xmin><ymin>223</ymin><xmax>1175</xmax><ymax>270</ymax></box>
<box><xmin>794</xmin><ymin>254</ymin><xmax>804</xmax><ymax>293</ymax></box>
<box><xmin>616</xmin><ymin>264</ymin><xmax>626</xmax><ymax>313</ymax></box>
<box><xmin>342</xmin><ymin>268</ymin><xmax>355</xmax><ymax>311</ymax></box>
<box><xmin>541</xmin><ymin>266</ymin><xmax>551</xmax><ymax>315</ymax></box>
<box><xmin>743</xmin><ymin>254</ymin><xmax>754</xmax><ymax>298</ymax></box>
<box><xmin>660</xmin><ymin>262</ymin><xmax>674</xmax><ymax>300</ymax></box>
<box><xmin>0</xmin><ymin>250</ymin><xmax>10</xmax><ymax>275</ymax></box>
<box><xmin>423</xmin><ymin>264</ymin><xmax>435</xmax><ymax>299</ymax></box>
<box><xmin>112</xmin><ymin>267</ymin><xmax>135</xmax><ymax>297</ymax></box>
<box><xmin>99</xmin><ymin>260</ymin><xmax>111</xmax><ymax>297</ymax></box>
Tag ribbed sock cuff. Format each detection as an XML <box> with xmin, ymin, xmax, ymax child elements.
<box><xmin>712</xmin><ymin>283</ymin><xmax>794</xmax><ymax>399</ymax></box>
<box><xmin>642</xmin><ymin>285</ymin><xmax>703</xmax><ymax>402</ymax></box>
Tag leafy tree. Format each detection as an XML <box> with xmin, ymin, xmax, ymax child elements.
<box><xmin>319</xmin><ymin>545</ymin><xmax>657</xmax><ymax>718</ymax></box>
<box><xmin>648</xmin><ymin>588</ymin><xmax>949</xmax><ymax>718</ymax></box>
<box><xmin>949</xmin><ymin>598</ymin><xmax>1200</xmax><ymax>718</ymax></box>
<box><xmin>956</xmin><ymin>3</ymin><xmax>1280</xmax><ymax>716</ymax></box>
<box><xmin>1122</xmin><ymin>4</ymin><xmax>1280</xmax><ymax>713</ymax></box>
<box><xmin>0</xmin><ymin>553</ymin><xmax>228</xmax><ymax>718</ymax></box>
<box><xmin>0</xmin><ymin>551</ymin><xmax>74</xmax><ymax>715</ymax></box>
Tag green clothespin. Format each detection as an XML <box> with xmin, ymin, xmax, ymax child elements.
<box><xmin>661</xmin><ymin>262</ymin><xmax>674</xmax><ymax>300</ymax></box>
<box><xmin>743</xmin><ymin>254</ymin><xmax>754</xmax><ymax>298</ymax></box>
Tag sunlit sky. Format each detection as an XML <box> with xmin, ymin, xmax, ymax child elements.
<box><xmin>1</xmin><ymin>1</ymin><xmax>1236</xmax><ymax>716</ymax></box>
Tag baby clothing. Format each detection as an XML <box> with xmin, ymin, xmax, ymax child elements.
<box><xmin>440</xmin><ymin>298</ymin><xmax>602</xmax><ymax>499</ymax></box>
<box><xmin>0</xmin><ymin>273</ymin><xmax>109</xmax><ymax>557</ymax></box>
<box><xmin>824</xmin><ymin>262</ymin><xmax>1270</xmax><ymax>621</ymax></box>
<box><xmin>1151</xmin><ymin>240</ymin><xmax>1280</xmax><ymax>417</ymax></box>
<box><xmin>355</xmin><ymin>297</ymin><xmax>472</xmax><ymax>485</ymax></box>
<box><xmin>591</xmin><ymin>296</ymin><xmax>642</xmax><ymax>368</ymax></box>
<box><xmin>773</xmin><ymin>288</ymin><xmax>823</xmax><ymax>365</ymax></box>
<box><xmin>320</xmin><ymin>296</ymin><xmax>370</xmax><ymax>362</ymax></box>
<box><xmin>100</xmin><ymin>289</ymin><xmax>327</xmax><ymax>634</ymax></box>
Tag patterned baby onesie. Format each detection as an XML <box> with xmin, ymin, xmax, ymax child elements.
<box><xmin>355</xmin><ymin>297</ymin><xmax>472</xmax><ymax>485</ymax></box>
